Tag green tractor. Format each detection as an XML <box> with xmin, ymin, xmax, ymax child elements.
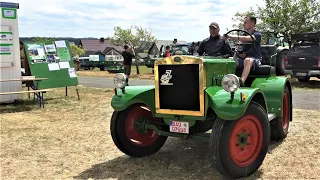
<box><xmin>110</xmin><ymin>29</ymin><xmax>292</xmax><ymax>179</ymax></box>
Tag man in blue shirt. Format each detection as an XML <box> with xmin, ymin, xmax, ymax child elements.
<box><xmin>197</xmin><ymin>22</ymin><xmax>232</xmax><ymax>57</ymax></box>
<box><xmin>222</xmin><ymin>16</ymin><xmax>262</xmax><ymax>86</ymax></box>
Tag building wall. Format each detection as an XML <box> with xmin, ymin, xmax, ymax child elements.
<box><xmin>0</xmin><ymin>4</ymin><xmax>21</xmax><ymax>103</ymax></box>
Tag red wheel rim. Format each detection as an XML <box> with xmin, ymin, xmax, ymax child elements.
<box><xmin>282</xmin><ymin>93</ymin><xmax>289</xmax><ymax>129</ymax></box>
<box><xmin>229</xmin><ymin>115</ymin><xmax>263</xmax><ymax>167</ymax></box>
<box><xmin>125</xmin><ymin>105</ymin><xmax>159</xmax><ymax>147</ymax></box>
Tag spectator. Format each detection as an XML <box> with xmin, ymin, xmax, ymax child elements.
<box><xmin>122</xmin><ymin>45</ymin><xmax>135</xmax><ymax>85</ymax></box>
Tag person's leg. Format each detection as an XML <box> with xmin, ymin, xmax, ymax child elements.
<box><xmin>240</xmin><ymin>57</ymin><xmax>254</xmax><ymax>83</ymax></box>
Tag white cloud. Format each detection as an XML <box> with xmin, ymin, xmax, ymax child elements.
<box><xmin>5</xmin><ymin>0</ymin><xmax>265</xmax><ymax>41</ymax></box>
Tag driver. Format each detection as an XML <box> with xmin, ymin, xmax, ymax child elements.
<box><xmin>222</xmin><ymin>16</ymin><xmax>262</xmax><ymax>86</ymax></box>
<box><xmin>197</xmin><ymin>22</ymin><xmax>232</xmax><ymax>57</ymax></box>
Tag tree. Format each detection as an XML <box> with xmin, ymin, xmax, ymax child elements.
<box><xmin>32</xmin><ymin>36</ymin><xmax>55</xmax><ymax>43</ymax></box>
<box><xmin>258</xmin><ymin>0</ymin><xmax>320</xmax><ymax>47</ymax></box>
<box><xmin>109</xmin><ymin>25</ymin><xmax>157</xmax><ymax>74</ymax></box>
<box><xmin>70</xmin><ymin>44</ymin><xmax>85</xmax><ymax>57</ymax></box>
<box><xmin>232</xmin><ymin>0</ymin><xmax>320</xmax><ymax>48</ymax></box>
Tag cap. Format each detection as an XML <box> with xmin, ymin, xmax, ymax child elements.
<box><xmin>209</xmin><ymin>22</ymin><xmax>219</xmax><ymax>28</ymax></box>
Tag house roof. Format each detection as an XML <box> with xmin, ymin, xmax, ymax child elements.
<box><xmin>79</xmin><ymin>38</ymin><xmax>114</xmax><ymax>52</ymax></box>
<box><xmin>136</xmin><ymin>53</ymin><xmax>149</xmax><ymax>59</ymax></box>
<box><xmin>103</xmin><ymin>46</ymin><xmax>124</xmax><ymax>55</ymax></box>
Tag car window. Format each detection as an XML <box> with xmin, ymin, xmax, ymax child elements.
<box><xmin>289</xmin><ymin>43</ymin><xmax>319</xmax><ymax>56</ymax></box>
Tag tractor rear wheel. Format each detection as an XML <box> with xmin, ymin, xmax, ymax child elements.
<box><xmin>209</xmin><ymin>101</ymin><xmax>270</xmax><ymax>179</ymax></box>
<box><xmin>270</xmin><ymin>85</ymin><xmax>292</xmax><ymax>140</ymax></box>
<box><xmin>110</xmin><ymin>104</ymin><xmax>167</xmax><ymax>157</ymax></box>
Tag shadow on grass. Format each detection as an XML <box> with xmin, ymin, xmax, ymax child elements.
<box><xmin>74</xmin><ymin>136</ymin><xmax>287</xmax><ymax>180</ymax></box>
<box><xmin>289</xmin><ymin>78</ymin><xmax>320</xmax><ymax>90</ymax></box>
<box><xmin>0</xmin><ymin>98</ymin><xmax>57</xmax><ymax>113</ymax></box>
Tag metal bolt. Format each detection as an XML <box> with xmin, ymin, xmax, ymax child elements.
<box><xmin>248</xmin><ymin>134</ymin><xmax>251</xmax><ymax>136</ymax></box>
<box><xmin>236</xmin><ymin>144</ymin><xmax>239</xmax><ymax>146</ymax></box>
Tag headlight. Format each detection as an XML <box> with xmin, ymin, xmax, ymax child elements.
<box><xmin>221</xmin><ymin>74</ymin><xmax>240</xmax><ymax>92</ymax></box>
<box><xmin>114</xmin><ymin>73</ymin><xmax>127</xmax><ymax>89</ymax></box>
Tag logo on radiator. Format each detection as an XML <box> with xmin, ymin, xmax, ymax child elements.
<box><xmin>160</xmin><ymin>70</ymin><xmax>173</xmax><ymax>85</ymax></box>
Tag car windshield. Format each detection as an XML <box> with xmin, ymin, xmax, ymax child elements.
<box><xmin>289</xmin><ymin>43</ymin><xmax>319</xmax><ymax>56</ymax></box>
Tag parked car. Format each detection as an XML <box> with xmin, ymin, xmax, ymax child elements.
<box><xmin>285</xmin><ymin>31</ymin><xmax>320</xmax><ymax>82</ymax></box>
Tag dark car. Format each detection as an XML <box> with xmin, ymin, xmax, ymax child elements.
<box><xmin>285</xmin><ymin>31</ymin><xmax>320</xmax><ymax>82</ymax></box>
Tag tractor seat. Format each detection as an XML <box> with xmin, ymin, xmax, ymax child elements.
<box><xmin>249</xmin><ymin>65</ymin><xmax>275</xmax><ymax>75</ymax></box>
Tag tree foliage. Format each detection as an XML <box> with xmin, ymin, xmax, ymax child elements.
<box><xmin>232</xmin><ymin>0</ymin><xmax>320</xmax><ymax>47</ymax></box>
<box><xmin>108</xmin><ymin>25</ymin><xmax>157</xmax><ymax>74</ymax></box>
<box><xmin>70</xmin><ymin>44</ymin><xmax>85</xmax><ymax>58</ymax></box>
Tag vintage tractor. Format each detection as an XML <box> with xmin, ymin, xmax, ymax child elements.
<box><xmin>110</xmin><ymin>29</ymin><xmax>292</xmax><ymax>179</ymax></box>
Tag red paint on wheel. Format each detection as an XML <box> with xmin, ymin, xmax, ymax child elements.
<box><xmin>229</xmin><ymin>115</ymin><xmax>263</xmax><ymax>167</ymax></box>
<box><xmin>125</xmin><ymin>105</ymin><xmax>159</xmax><ymax>147</ymax></box>
<box><xmin>282</xmin><ymin>93</ymin><xmax>289</xmax><ymax>129</ymax></box>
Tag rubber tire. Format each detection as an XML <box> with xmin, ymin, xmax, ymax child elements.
<box><xmin>209</xmin><ymin>101</ymin><xmax>270</xmax><ymax>179</ymax></box>
<box><xmin>110</xmin><ymin>104</ymin><xmax>167</xmax><ymax>158</ymax></box>
<box><xmin>270</xmin><ymin>85</ymin><xmax>292</xmax><ymax>140</ymax></box>
<box><xmin>276</xmin><ymin>49</ymin><xmax>288</xmax><ymax>76</ymax></box>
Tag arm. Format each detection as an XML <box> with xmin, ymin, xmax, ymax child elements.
<box><xmin>226</xmin><ymin>35</ymin><xmax>255</xmax><ymax>42</ymax></box>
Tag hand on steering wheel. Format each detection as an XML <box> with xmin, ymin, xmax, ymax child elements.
<box><xmin>223</xmin><ymin>29</ymin><xmax>255</xmax><ymax>59</ymax></box>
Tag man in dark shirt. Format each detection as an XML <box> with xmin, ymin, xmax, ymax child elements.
<box><xmin>197</xmin><ymin>22</ymin><xmax>232</xmax><ymax>57</ymax></box>
<box><xmin>122</xmin><ymin>45</ymin><xmax>135</xmax><ymax>83</ymax></box>
<box><xmin>222</xmin><ymin>16</ymin><xmax>262</xmax><ymax>86</ymax></box>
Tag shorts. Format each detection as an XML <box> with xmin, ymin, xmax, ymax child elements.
<box><xmin>237</xmin><ymin>57</ymin><xmax>262</xmax><ymax>71</ymax></box>
<box><xmin>124</xmin><ymin>65</ymin><xmax>131</xmax><ymax>76</ymax></box>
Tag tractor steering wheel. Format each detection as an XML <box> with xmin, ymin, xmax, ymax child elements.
<box><xmin>224</xmin><ymin>29</ymin><xmax>256</xmax><ymax>61</ymax></box>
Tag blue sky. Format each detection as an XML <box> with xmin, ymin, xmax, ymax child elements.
<box><xmin>6</xmin><ymin>0</ymin><xmax>264</xmax><ymax>42</ymax></box>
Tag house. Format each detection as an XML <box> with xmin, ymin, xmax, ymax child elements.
<box><xmin>78</xmin><ymin>38</ymin><xmax>125</xmax><ymax>61</ymax></box>
<box><xmin>78</xmin><ymin>38</ymin><xmax>112</xmax><ymax>57</ymax></box>
<box><xmin>148</xmin><ymin>40</ymin><xmax>187</xmax><ymax>56</ymax></box>
<box><xmin>103</xmin><ymin>46</ymin><xmax>124</xmax><ymax>61</ymax></box>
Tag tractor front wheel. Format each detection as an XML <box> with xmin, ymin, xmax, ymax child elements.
<box><xmin>209</xmin><ymin>101</ymin><xmax>270</xmax><ymax>179</ymax></box>
<box><xmin>110</xmin><ymin>104</ymin><xmax>167</xmax><ymax>157</ymax></box>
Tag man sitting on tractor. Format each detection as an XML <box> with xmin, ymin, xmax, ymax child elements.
<box><xmin>222</xmin><ymin>16</ymin><xmax>262</xmax><ymax>86</ymax></box>
<box><xmin>197</xmin><ymin>22</ymin><xmax>232</xmax><ymax>57</ymax></box>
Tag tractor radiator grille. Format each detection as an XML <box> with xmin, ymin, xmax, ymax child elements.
<box><xmin>158</xmin><ymin>64</ymin><xmax>200</xmax><ymax>111</ymax></box>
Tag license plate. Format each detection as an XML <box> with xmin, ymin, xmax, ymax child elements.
<box><xmin>296</xmin><ymin>72</ymin><xmax>307</xmax><ymax>76</ymax></box>
<box><xmin>170</xmin><ymin>121</ymin><xmax>189</xmax><ymax>134</ymax></box>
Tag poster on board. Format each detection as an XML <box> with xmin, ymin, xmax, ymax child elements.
<box><xmin>26</xmin><ymin>43</ymin><xmax>47</xmax><ymax>63</ymax></box>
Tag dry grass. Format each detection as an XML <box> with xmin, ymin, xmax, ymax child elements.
<box><xmin>76</xmin><ymin>66</ymin><xmax>154</xmax><ymax>80</ymax></box>
<box><xmin>1</xmin><ymin>87</ymin><xmax>319</xmax><ymax>180</ymax></box>
<box><xmin>289</xmin><ymin>77</ymin><xmax>320</xmax><ymax>91</ymax></box>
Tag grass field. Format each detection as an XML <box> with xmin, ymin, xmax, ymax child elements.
<box><xmin>1</xmin><ymin>87</ymin><xmax>319</xmax><ymax>179</ymax></box>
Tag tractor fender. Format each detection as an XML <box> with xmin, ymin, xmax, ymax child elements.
<box><xmin>111</xmin><ymin>86</ymin><xmax>156</xmax><ymax>114</ymax></box>
<box><xmin>251</xmin><ymin>76</ymin><xmax>292</xmax><ymax>121</ymax></box>
<box><xmin>205</xmin><ymin>87</ymin><xmax>267</xmax><ymax>121</ymax></box>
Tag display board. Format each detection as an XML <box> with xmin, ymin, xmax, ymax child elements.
<box><xmin>24</xmin><ymin>40</ymin><xmax>78</xmax><ymax>89</ymax></box>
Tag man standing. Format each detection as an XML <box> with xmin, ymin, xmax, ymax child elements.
<box><xmin>122</xmin><ymin>45</ymin><xmax>135</xmax><ymax>84</ymax></box>
<box><xmin>222</xmin><ymin>16</ymin><xmax>262</xmax><ymax>86</ymax></box>
<box><xmin>197</xmin><ymin>22</ymin><xmax>232</xmax><ymax>57</ymax></box>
